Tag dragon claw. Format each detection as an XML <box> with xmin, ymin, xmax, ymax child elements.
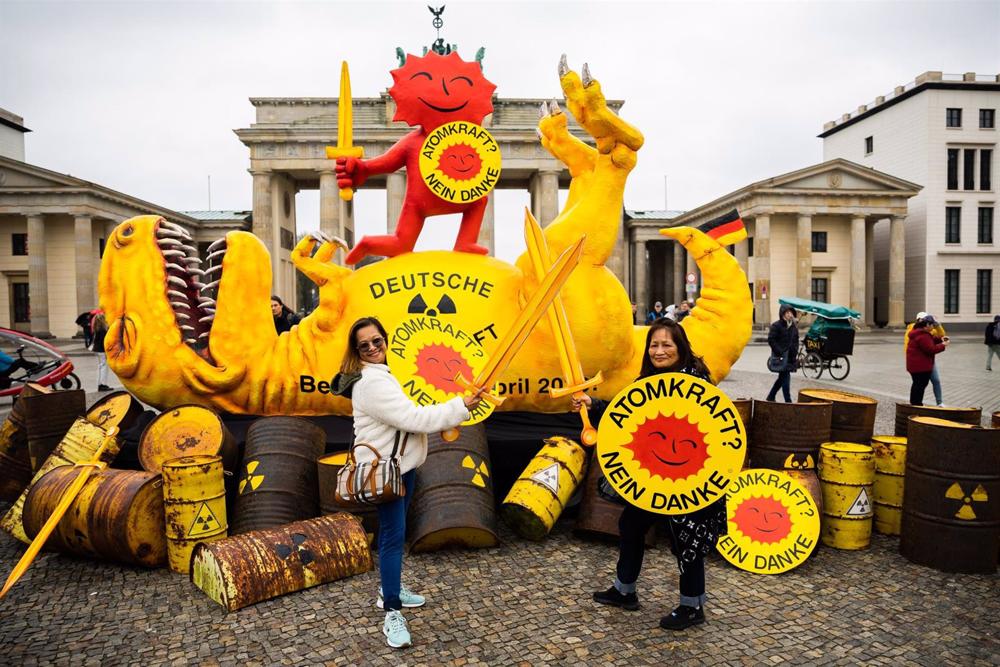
<box><xmin>581</xmin><ymin>63</ymin><xmax>593</xmax><ymax>87</ymax></box>
<box><xmin>207</xmin><ymin>237</ymin><xmax>227</xmax><ymax>253</ymax></box>
<box><xmin>538</xmin><ymin>102</ymin><xmax>548</xmax><ymax>119</ymax></box>
<box><xmin>549</xmin><ymin>99</ymin><xmax>561</xmax><ymax>115</ymax></box>
<box><xmin>558</xmin><ymin>53</ymin><xmax>569</xmax><ymax>78</ymax></box>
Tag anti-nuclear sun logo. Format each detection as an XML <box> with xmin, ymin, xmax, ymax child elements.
<box><xmin>438</xmin><ymin>143</ymin><xmax>482</xmax><ymax>181</ymax></box>
<box><xmin>624</xmin><ymin>413</ymin><xmax>710</xmax><ymax>482</ymax></box>
<box><xmin>732</xmin><ymin>495</ymin><xmax>793</xmax><ymax>544</ymax></box>
<box><xmin>414</xmin><ymin>342</ymin><xmax>474</xmax><ymax>394</ymax></box>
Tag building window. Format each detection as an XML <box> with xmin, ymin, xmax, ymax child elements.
<box><xmin>944</xmin><ymin>269</ymin><xmax>960</xmax><ymax>314</ymax></box>
<box><xmin>981</xmin><ymin>109</ymin><xmax>996</xmax><ymax>129</ymax></box>
<box><xmin>747</xmin><ymin>237</ymin><xmax>754</xmax><ymax>257</ymax></box>
<box><xmin>98</xmin><ymin>238</ymin><xmax>106</xmax><ymax>258</ymax></box>
<box><xmin>947</xmin><ymin>149</ymin><xmax>959</xmax><ymax>190</ymax></box>
<box><xmin>964</xmin><ymin>149</ymin><xmax>977</xmax><ymax>190</ymax></box>
<box><xmin>11</xmin><ymin>233</ymin><xmax>27</xmax><ymax>256</ymax></box>
<box><xmin>946</xmin><ymin>108</ymin><xmax>962</xmax><ymax>128</ymax></box>
<box><xmin>12</xmin><ymin>283</ymin><xmax>29</xmax><ymax>323</ymax></box>
<box><xmin>811</xmin><ymin>277</ymin><xmax>828</xmax><ymax>303</ymax></box>
<box><xmin>280</xmin><ymin>228</ymin><xmax>295</xmax><ymax>251</ymax></box>
<box><xmin>811</xmin><ymin>231</ymin><xmax>828</xmax><ymax>252</ymax></box>
<box><xmin>945</xmin><ymin>206</ymin><xmax>961</xmax><ymax>243</ymax></box>
<box><xmin>864</xmin><ymin>136</ymin><xmax>873</xmax><ymax>155</ymax></box>
<box><xmin>979</xmin><ymin>207</ymin><xmax>994</xmax><ymax>244</ymax></box>
<box><xmin>977</xmin><ymin>269</ymin><xmax>993</xmax><ymax>314</ymax></box>
<box><xmin>981</xmin><ymin>149</ymin><xmax>993</xmax><ymax>190</ymax></box>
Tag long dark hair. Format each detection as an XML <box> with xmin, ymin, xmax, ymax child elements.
<box><xmin>340</xmin><ymin>316</ymin><xmax>389</xmax><ymax>374</ymax></box>
<box><xmin>639</xmin><ymin>317</ymin><xmax>710</xmax><ymax>380</ymax></box>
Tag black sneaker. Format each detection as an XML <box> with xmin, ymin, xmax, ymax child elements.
<box><xmin>592</xmin><ymin>586</ymin><xmax>639</xmax><ymax>611</ymax></box>
<box><xmin>659</xmin><ymin>605</ymin><xmax>705</xmax><ymax>630</ymax></box>
<box><xmin>97</xmin><ymin>384</ymin><xmax>112</xmax><ymax>392</ymax></box>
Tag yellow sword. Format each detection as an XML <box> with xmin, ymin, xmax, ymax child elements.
<box><xmin>441</xmin><ymin>236</ymin><xmax>586</xmax><ymax>442</ymax></box>
<box><xmin>523</xmin><ymin>209</ymin><xmax>603</xmax><ymax>446</ymax></box>
<box><xmin>0</xmin><ymin>426</ymin><xmax>119</xmax><ymax>599</ymax></box>
<box><xmin>325</xmin><ymin>61</ymin><xmax>364</xmax><ymax>202</ymax></box>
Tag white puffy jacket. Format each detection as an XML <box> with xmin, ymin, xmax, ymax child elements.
<box><xmin>351</xmin><ymin>363</ymin><xmax>470</xmax><ymax>474</ymax></box>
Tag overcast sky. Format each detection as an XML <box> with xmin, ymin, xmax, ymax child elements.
<box><xmin>2</xmin><ymin>0</ymin><xmax>998</xmax><ymax>261</ymax></box>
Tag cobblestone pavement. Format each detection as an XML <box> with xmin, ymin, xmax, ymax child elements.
<box><xmin>0</xmin><ymin>338</ymin><xmax>997</xmax><ymax>665</ymax></box>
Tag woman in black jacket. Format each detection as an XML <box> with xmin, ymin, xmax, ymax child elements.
<box><xmin>271</xmin><ymin>295</ymin><xmax>300</xmax><ymax>334</ymax></box>
<box><xmin>766</xmin><ymin>304</ymin><xmax>799</xmax><ymax>402</ymax></box>
<box><xmin>575</xmin><ymin>317</ymin><xmax>727</xmax><ymax>631</ymax></box>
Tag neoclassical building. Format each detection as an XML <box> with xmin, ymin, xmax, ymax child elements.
<box><xmin>627</xmin><ymin>159</ymin><xmax>921</xmax><ymax>327</ymax></box>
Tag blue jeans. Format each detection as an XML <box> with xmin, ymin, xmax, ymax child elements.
<box><xmin>766</xmin><ymin>371</ymin><xmax>792</xmax><ymax>402</ymax></box>
<box><xmin>929</xmin><ymin>365</ymin><xmax>942</xmax><ymax>405</ymax></box>
<box><xmin>377</xmin><ymin>469</ymin><xmax>416</xmax><ymax>611</ymax></box>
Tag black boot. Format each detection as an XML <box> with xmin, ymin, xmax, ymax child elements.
<box><xmin>659</xmin><ymin>604</ymin><xmax>705</xmax><ymax>630</ymax></box>
<box><xmin>592</xmin><ymin>585</ymin><xmax>639</xmax><ymax>611</ymax></box>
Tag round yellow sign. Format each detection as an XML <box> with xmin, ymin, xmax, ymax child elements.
<box><xmin>596</xmin><ymin>373</ymin><xmax>747</xmax><ymax>515</ymax></box>
<box><xmin>418</xmin><ymin>121</ymin><xmax>502</xmax><ymax>204</ymax></box>
<box><xmin>387</xmin><ymin>315</ymin><xmax>494</xmax><ymax>425</ymax></box>
<box><xmin>716</xmin><ymin>469</ymin><xmax>820</xmax><ymax>575</ymax></box>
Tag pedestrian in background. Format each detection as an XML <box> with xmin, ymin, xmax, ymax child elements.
<box><xmin>630</xmin><ymin>302</ymin><xmax>639</xmax><ymax>325</ymax></box>
<box><xmin>646</xmin><ymin>301</ymin><xmax>664</xmax><ymax>324</ymax></box>
<box><xmin>904</xmin><ymin>311</ymin><xmax>947</xmax><ymax>406</ymax></box>
<box><xmin>91</xmin><ymin>312</ymin><xmax>112</xmax><ymax>392</ymax></box>
<box><xmin>271</xmin><ymin>295</ymin><xmax>300</xmax><ymax>334</ymax></box>
<box><xmin>675</xmin><ymin>300</ymin><xmax>692</xmax><ymax>323</ymax></box>
<box><xmin>906</xmin><ymin>316</ymin><xmax>948</xmax><ymax>406</ymax></box>
<box><xmin>75</xmin><ymin>310</ymin><xmax>94</xmax><ymax>348</ymax></box>
<box><xmin>985</xmin><ymin>315</ymin><xmax>1000</xmax><ymax>371</ymax></box>
<box><xmin>766</xmin><ymin>304</ymin><xmax>799</xmax><ymax>402</ymax></box>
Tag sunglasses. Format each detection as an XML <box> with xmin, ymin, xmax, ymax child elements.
<box><xmin>356</xmin><ymin>337</ymin><xmax>385</xmax><ymax>353</ymax></box>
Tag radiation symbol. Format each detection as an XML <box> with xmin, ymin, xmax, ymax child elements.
<box><xmin>407</xmin><ymin>293</ymin><xmax>457</xmax><ymax>317</ymax></box>
<box><xmin>945</xmin><ymin>482</ymin><xmax>989</xmax><ymax>520</ymax></box>
<box><xmin>845</xmin><ymin>488</ymin><xmax>872</xmax><ymax>517</ymax></box>
<box><xmin>273</xmin><ymin>532</ymin><xmax>315</xmax><ymax>567</ymax></box>
<box><xmin>532</xmin><ymin>463</ymin><xmax>560</xmax><ymax>495</ymax></box>
<box><xmin>239</xmin><ymin>460</ymin><xmax>264</xmax><ymax>494</ymax></box>
<box><xmin>783</xmin><ymin>453</ymin><xmax>815</xmax><ymax>470</ymax></box>
<box><xmin>462</xmin><ymin>454</ymin><xmax>490</xmax><ymax>488</ymax></box>
<box><xmin>188</xmin><ymin>502</ymin><xmax>222</xmax><ymax>537</ymax></box>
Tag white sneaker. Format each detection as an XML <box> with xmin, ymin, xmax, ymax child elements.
<box><xmin>382</xmin><ymin>610</ymin><xmax>411</xmax><ymax>648</ymax></box>
<box><xmin>377</xmin><ymin>584</ymin><xmax>426</xmax><ymax>609</ymax></box>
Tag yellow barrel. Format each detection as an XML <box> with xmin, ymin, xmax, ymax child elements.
<box><xmin>871</xmin><ymin>435</ymin><xmax>907</xmax><ymax>536</ymax></box>
<box><xmin>162</xmin><ymin>455</ymin><xmax>229</xmax><ymax>574</ymax></box>
<box><xmin>500</xmin><ymin>436</ymin><xmax>587</xmax><ymax>540</ymax></box>
<box><xmin>818</xmin><ymin>441</ymin><xmax>875</xmax><ymax>550</ymax></box>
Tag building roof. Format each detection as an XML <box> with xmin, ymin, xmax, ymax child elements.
<box><xmin>0</xmin><ymin>108</ymin><xmax>30</xmax><ymax>133</ymax></box>
<box><xmin>625</xmin><ymin>209</ymin><xmax>686</xmax><ymax>221</ymax></box>
<box><xmin>179</xmin><ymin>210</ymin><xmax>252</xmax><ymax>222</ymax></box>
<box><xmin>819</xmin><ymin>71</ymin><xmax>1000</xmax><ymax>138</ymax></box>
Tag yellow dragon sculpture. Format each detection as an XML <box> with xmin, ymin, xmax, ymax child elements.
<box><xmin>98</xmin><ymin>58</ymin><xmax>752</xmax><ymax>416</ymax></box>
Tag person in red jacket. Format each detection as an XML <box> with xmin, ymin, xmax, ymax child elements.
<box><xmin>906</xmin><ymin>317</ymin><xmax>949</xmax><ymax>405</ymax></box>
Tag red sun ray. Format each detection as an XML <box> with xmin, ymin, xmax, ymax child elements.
<box><xmin>623</xmin><ymin>413</ymin><xmax>710</xmax><ymax>481</ymax></box>
<box><xmin>732</xmin><ymin>495</ymin><xmax>793</xmax><ymax>544</ymax></box>
<box><xmin>414</xmin><ymin>343</ymin><xmax>474</xmax><ymax>394</ymax></box>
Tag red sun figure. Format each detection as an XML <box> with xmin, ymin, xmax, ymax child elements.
<box><xmin>438</xmin><ymin>143</ymin><xmax>482</xmax><ymax>181</ymax></box>
<box><xmin>733</xmin><ymin>495</ymin><xmax>793</xmax><ymax>544</ymax></box>
<box><xmin>414</xmin><ymin>343</ymin><xmax>474</xmax><ymax>394</ymax></box>
<box><xmin>336</xmin><ymin>51</ymin><xmax>498</xmax><ymax>264</ymax></box>
<box><xmin>623</xmin><ymin>413</ymin><xmax>710</xmax><ymax>481</ymax></box>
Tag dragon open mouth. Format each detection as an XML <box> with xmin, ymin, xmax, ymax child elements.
<box><xmin>156</xmin><ymin>220</ymin><xmax>224</xmax><ymax>361</ymax></box>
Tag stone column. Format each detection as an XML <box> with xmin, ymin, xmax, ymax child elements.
<box><xmin>865</xmin><ymin>221</ymin><xmax>875</xmax><ymax>326</ymax></box>
<box><xmin>888</xmin><ymin>215</ymin><xmax>906</xmax><ymax>327</ymax></box>
<box><xmin>74</xmin><ymin>215</ymin><xmax>94</xmax><ymax>315</ymax></box>
<box><xmin>754</xmin><ymin>213</ymin><xmax>772</xmax><ymax>324</ymax></box>
<box><xmin>850</xmin><ymin>216</ymin><xmax>866</xmax><ymax>317</ymax></box>
<box><xmin>251</xmin><ymin>169</ymin><xmax>273</xmax><ymax>253</ymax></box>
<box><xmin>685</xmin><ymin>252</ymin><xmax>698</xmax><ymax>302</ymax></box>
<box><xmin>735</xmin><ymin>239</ymin><xmax>749</xmax><ymax>276</ymax></box>
<box><xmin>26</xmin><ymin>214</ymin><xmax>51</xmax><ymax>338</ymax></box>
<box><xmin>672</xmin><ymin>242</ymin><xmax>685</xmax><ymax>304</ymax></box>
<box><xmin>634</xmin><ymin>238</ymin><xmax>648</xmax><ymax>316</ymax></box>
<box><xmin>318</xmin><ymin>170</ymin><xmax>340</xmax><ymax>239</ymax></box>
<box><xmin>796</xmin><ymin>214</ymin><xmax>812</xmax><ymax>299</ymax></box>
<box><xmin>386</xmin><ymin>171</ymin><xmax>407</xmax><ymax>234</ymax></box>
<box><xmin>529</xmin><ymin>173</ymin><xmax>541</xmax><ymax>222</ymax></box>
<box><xmin>479</xmin><ymin>192</ymin><xmax>495</xmax><ymax>254</ymax></box>
<box><xmin>538</xmin><ymin>170</ymin><xmax>560</xmax><ymax>226</ymax></box>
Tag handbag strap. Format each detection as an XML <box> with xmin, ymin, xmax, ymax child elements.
<box><xmin>390</xmin><ymin>431</ymin><xmax>410</xmax><ymax>458</ymax></box>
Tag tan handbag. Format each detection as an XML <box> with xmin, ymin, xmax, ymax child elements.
<box><xmin>335</xmin><ymin>431</ymin><xmax>409</xmax><ymax>505</ymax></box>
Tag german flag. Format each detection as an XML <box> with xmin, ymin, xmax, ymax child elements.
<box><xmin>698</xmin><ymin>209</ymin><xmax>746</xmax><ymax>247</ymax></box>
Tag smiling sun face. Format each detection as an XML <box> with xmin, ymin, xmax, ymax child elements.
<box><xmin>389</xmin><ymin>51</ymin><xmax>497</xmax><ymax>130</ymax></box>
<box><xmin>623</xmin><ymin>413</ymin><xmax>710</xmax><ymax>481</ymax></box>
<box><xmin>414</xmin><ymin>343</ymin><xmax>474</xmax><ymax>394</ymax></box>
<box><xmin>733</xmin><ymin>495</ymin><xmax>792</xmax><ymax>544</ymax></box>
<box><xmin>438</xmin><ymin>143</ymin><xmax>482</xmax><ymax>181</ymax></box>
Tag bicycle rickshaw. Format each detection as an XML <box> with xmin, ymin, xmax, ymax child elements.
<box><xmin>779</xmin><ymin>297</ymin><xmax>860</xmax><ymax>381</ymax></box>
<box><xmin>0</xmin><ymin>328</ymin><xmax>80</xmax><ymax>397</ymax></box>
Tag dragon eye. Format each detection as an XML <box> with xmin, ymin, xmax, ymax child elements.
<box><xmin>121</xmin><ymin>225</ymin><xmax>134</xmax><ymax>237</ymax></box>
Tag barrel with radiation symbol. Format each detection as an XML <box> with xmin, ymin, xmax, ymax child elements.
<box><xmin>162</xmin><ymin>455</ymin><xmax>228</xmax><ymax>574</ymax></box>
<box><xmin>798</xmin><ymin>389</ymin><xmax>877</xmax><ymax>445</ymax></box>
<box><xmin>750</xmin><ymin>400</ymin><xmax>832</xmax><ymax>470</ymax></box>
<box><xmin>0</xmin><ymin>383</ymin><xmax>47</xmax><ymax>501</ymax></box>
<box><xmin>817</xmin><ymin>442</ymin><xmax>876</xmax><ymax>550</ymax></box>
<box><xmin>871</xmin><ymin>435</ymin><xmax>907</xmax><ymax>536</ymax></box>
<box><xmin>22</xmin><ymin>387</ymin><xmax>87</xmax><ymax>470</ymax></box>
<box><xmin>139</xmin><ymin>405</ymin><xmax>237</xmax><ymax>473</ymax></box>
<box><xmin>501</xmin><ymin>436</ymin><xmax>587</xmax><ymax>540</ymax></box>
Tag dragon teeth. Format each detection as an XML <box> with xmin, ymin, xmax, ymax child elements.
<box><xmin>200</xmin><ymin>280</ymin><xmax>220</xmax><ymax>293</ymax></box>
<box><xmin>162</xmin><ymin>249</ymin><xmax>186</xmax><ymax>259</ymax></box>
<box><xmin>175</xmin><ymin>313</ymin><xmax>191</xmax><ymax>321</ymax></box>
<box><xmin>180</xmin><ymin>324</ymin><xmax>195</xmax><ymax>332</ymax></box>
<box><xmin>157</xmin><ymin>238</ymin><xmax>183</xmax><ymax>248</ymax></box>
<box><xmin>198</xmin><ymin>315</ymin><xmax>214</xmax><ymax>324</ymax></box>
<box><xmin>206</xmin><ymin>249</ymin><xmax>226</xmax><ymax>263</ymax></box>
<box><xmin>170</xmin><ymin>301</ymin><xmax>188</xmax><ymax>310</ymax></box>
<box><xmin>167</xmin><ymin>276</ymin><xmax>188</xmax><ymax>289</ymax></box>
<box><xmin>204</xmin><ymin>265</ymin><xmax>223</xmax><ymax>276</ymax></box>
<box><xmin>207</xmin><ymin>237</ymin><xmax>227</xmax><ymax>252</ymax></box>
<box><xmin>198</xmin><ymin>332</ymin><xmax>210</xmax><ymax>339</ymax></box>
<box><xmin>167</xmin><ymin>289</ymin><xmax>188</xmax><ymax>300</ymax></box>
<box><xmin>165</xmin><ymin>262</ymin><xmax>188</xmax><ymax>273</ymax></box>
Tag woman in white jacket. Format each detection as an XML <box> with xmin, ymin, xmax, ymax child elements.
<box><xmin>336</xmin><ymin>317</ymin><xmax>481</xmax><ymax>649</ymax></box>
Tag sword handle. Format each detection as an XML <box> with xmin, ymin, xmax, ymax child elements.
<box><xmin>339</xmin><ymin>188</ymin><xmax>354</xmax><ymax>202</ymax></box>
<box><xmin>454</xmin><ymin>373</ymin><xmax>505</xmax><ymax>407</ymax></box>
<box><xmin>441</xmin><ymin>427</ymin><xmax>460</xmax><ymax>442</ymax></box>
<box><xmin>577</xmin><ymin>400</ymin><xmax>598</xmax><ymax>447</ymax></box>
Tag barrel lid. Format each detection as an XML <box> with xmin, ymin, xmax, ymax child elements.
<box><xmin>319</xmin><ymin>452</ymin><xmax>349</xmax><ymax>465</ymax></box>
<box><xmin>909</xmin><ymin>416</ymin><xmax>976</xmax><ymax>429</ymax></box>
<box><xmin>871</xmin><ymin>435</ymin><xmax>907</xmax><ymax>446</ymax></box>
<box><xmin>801</xmin><ymin>388</ymin><xmax>875</xmax><ymax>404</ymax></box>
<box><xmin>161</xmin><ymin>454</ymin><xmax>223</xmax><ymax>468</ymax></box>
<box><xmin>820</xmin><ymin>441</ymin><xmax>874</xmax><ymax>454</ymax></box>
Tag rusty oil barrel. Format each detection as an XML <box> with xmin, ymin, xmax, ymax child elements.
<box><xmin>894</xmin><ymin>403</ymin><xmax>981</xmax><ymax>438</ymax></box>
<box><xmin>0</xmin><ymin>418</ymin><xmax>120</xmax><ymax>543</ymax></box>
<box><xmin>190</xmin><ymin>512</ymin><xmax>372</xmax><ymax>612</ymax></box>
<box><xmin>750</xmin><ymin>400</ymin><xmax>832</xmax><ymax>470</ymax></box>
<box><xmin>501</xmin><ymin>436</ymin><xmax>587</xmax><ymax>541</ymax></box>
<box><xmin>799</xmin><ymin>389</ymin><xmax>878</xmax><ymax>445</ymax></box>
<box><xmin>871</xmin><ymin>435</ymin><xmax>907</xmax><ymax>536</ymax></box>
<box><xmin>22</xmin><ymin>388</ymin><xmax>87</xmax><ymax>470</ymax></box>
<box><xmin>317</xmin><ymin>451</ymin><xmax>380</xmax><ymax>538</ymax></box>
<box><xmin>992</xmin><ymin>411</ymin><xmax>999</xmax><ymax>429</ymax></box>
<box><xmin>23</xmin><ymin>466</ymin><xmax>166</xmax><ymax>567</ymax></box>
<box><xmin>0</xmin><ymin>383</ymin><xmax>47</xmax><ymax>501</ymax></box>
<box><xmin>574</xmin><ymin>448</ymin><xmax>656</xmax><ymax>546</ymax></box>
<box><xmin>162</xmin><ymin>455</ymin><xmax>228</xmax><ymax>574</ymax></box>
<box><xmin>231</xmin><ymin>417</ymin><xmax>324</xmax><ymax>535</ymax></box>
<box><xmin>732</xmin><ymin>398</ymin><xmax>752</xmax><ymax>442</ymax></box>
<box><xmin>139</xmin><ymin>405</ymin><xmax>237</xmax><ymax>473</ymax></box>
<box><xmin>818</xmin><ymin>442</ymin><xmax>875</xmax><ymax>550</ymax></box>
<box><xmin>784</xmin><ymin>469</ymin><xmax>824</xmax><ymax>517</ymax></box>
<box><xmin>85</xmin><ymin>391</ymin><xmax>144</xmax><ymax>432</ymax></box>
<box><xmin>900</xmin><ymin>417</ymin><xmax>1000</xmax><ymax>573</ymax></box>
<box><xmin>408</xmin><ymin>423</ymin><xmax>499</xmax><ymax>552</ymax></box>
